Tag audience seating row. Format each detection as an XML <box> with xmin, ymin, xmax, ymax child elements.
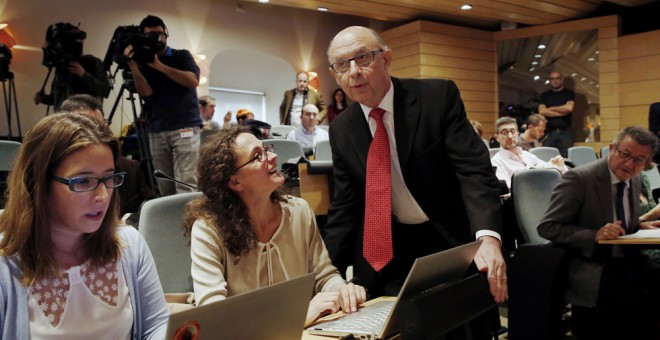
<box><xmin>268</xmin><ymin>125</ymin><xmax>329</xmax><ymax>139</ymax></box>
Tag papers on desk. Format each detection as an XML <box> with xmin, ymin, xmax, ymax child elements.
<box><xmin>619</xmin><ymin>229</ymin><xmax>660</xmax><ymax>239</ymax></box>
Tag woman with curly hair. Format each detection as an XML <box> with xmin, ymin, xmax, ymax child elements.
<box><xmin>0</xmin><ymin>112</ymin><xmax>168</xmax><ymax>338</ymax></box>
<box><xmin>184</xmin><ymin>125</ymin><xmax>365</xmax><ymax>326</ymax></box>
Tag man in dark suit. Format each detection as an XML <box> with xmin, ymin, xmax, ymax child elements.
<box><xmin>279</xmin><ymin>71</ymin><xmax>326</xmax><ymax>126</ymax></box>
<box><xmin>538</xmin><ymin>126</ymin><xmax>660</xmax><ymax>338</ymax></box>
<box><xmin>324</xmin><ymin>26</ymin><xmax>507</xmax><ymax>303</ymax></box>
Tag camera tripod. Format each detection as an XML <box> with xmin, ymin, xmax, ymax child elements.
<box><xmin>1</xmin><ymin>71</ymin><xmax>22</xmax><ymax>140</ymax></box>
<box><xmin>107</xmin><ymin>75</ymin><xmax>158</xmax><ymax>193</ymax></box>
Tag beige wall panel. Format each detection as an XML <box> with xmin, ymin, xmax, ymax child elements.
<box><xmin>601</xmin><ymin>72</ymin><xmax>620</xmax><ymax>85</ymax></box>
<box><xmin>457</xmin><ymin>90</ymin><xmax>498</xmax><ymax>103</ymax></box>
<box><xmin>452</xmin><ymin>80</ymin><xmax>498</xmax><ymax>92</ymax></box>
<box><xmin>381</xmin><ymin>21</ymin><xmax>422</xmax><ymax>39</ymax></box>
<box><xmin>599</xmin><ymin>37</ymin><xmax>618</xmax><ymax>52</ymax></box>
<box><xmin>601</xmin><ymin>117</ymin><xmax>621</xmax><ymax>130</ymax></box>
<box><xmin>386</xmin><ymin>32</ymin><xmax>423</xmax><ymax>50</ymax></box>
<box><xmin>601</xmin><ymin>94</ymin><xmax>621</xmax><ymax>108</ymax></box>
<box><xmin>420</xmin><ymin>33</ymin><xmax>494</xmax><ymax>52</ymax></box>
<box><xmin>619</xmin><ymin>80</ymin><xmax>660</xmax><ymax>106</ymax></box>
<box><xmin>421</xmin><ymin>55</ymin><xmax>495</xmax><ymax>72</ymax></box>
<box><xmin>421</xmin><ymin>67</ymin><xmax>495</xmax><ymax>82</ymax></box>
<box><xmin>494</xmin><ymin>16</ymin><xmax>618</xmax><ymax>41</ymax></box>
<box><xmin>619</xmin><ymin>107</ymin><xmax>647</xmax><ymax>128</ymax></box>
<box><xmin>601</xmin><ymin>107</ymin><xmax>621</xmax><ymax>119</ymax></box>
<box><xmin>420</xmin><ymin>21</ymin><xmax>494</xmax><ymax>41</ymax></box>
<box><xmin>599</xmin><ymin>49</ymin><xmax>619</xmax><ymax>62</ymax></box>
<box><xmin>599</xmin><ymin>61</ymin><xmax>617</xmax><ymax>73</ymax></box>
<box><xmin>390</xmin><ymin>66</ymin><xmax>423</xmax><ymax>79</ymax></box>
<box><xmin>619</xmin><ymin>56</ymin><xmax>660</xmax><ymax>83</ymax></box>
<box><xmin>465</xmin><ymin>102</ymin><xmax>498</xmax><ymax>113</ymax></box>
<box><xmin>393</xmin><ymin>44</ymin><xmax>423</xmax><ymax>59</ymax></box>
<box><xmin>619</xmin><ymin>30</ymin><xmax>660</xmax><ymax>59</ymax></box>
<box><xmin>392</xmin><ymin>55</ymin><xmax>421</xmax><ymax>69</ymax></box>
<box><xmin>599</xmin><ymin>26</ymin><xmax>620</xmax><ymax>39</ymax></box>
<box><xmin>420</xmin><ymin>44</ymin><xmax>495</xmax><ymax>61</ymax></box>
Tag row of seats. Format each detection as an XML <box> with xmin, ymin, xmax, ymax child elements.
<box><xmin>489</xmin><ymin>146</ymin><xmax>598</xmax><ymax>167</ymax></box>
<box><xmin>269</xmin><ymin>125</ymin><xmax>329</xmax><ymax>139</ymax></box>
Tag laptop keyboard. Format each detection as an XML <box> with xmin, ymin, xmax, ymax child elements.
<box><xmin>321</xmin><ymin>300</ymin><xmax>394</xmax><ymax>334</ymax></box>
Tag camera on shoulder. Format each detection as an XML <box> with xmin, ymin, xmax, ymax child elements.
<box><xmin>104</xmin><ymin>25</ymin><xmax>165</xmax><ymax>69</ymax></box>
<box><xmin>42</xmin><ymin>22</ymin><xmax>86</xmax><ymax>68</ymax></box>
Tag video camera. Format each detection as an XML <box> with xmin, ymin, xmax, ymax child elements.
<box><xmin>0</xmin><ymin>43</ymin><xmax>11</xmax><ymax>80</ymax></box>
<box><xmin>103</xmin><ymin>25</ymin><xmax>164</xmax><ymax>71</ymax></box>
<box><xmin>42</xmin><ymin>22</ymin><xmax>86</xmax><ymax>69</ymax></box>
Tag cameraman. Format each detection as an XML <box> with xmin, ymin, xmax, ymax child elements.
<box><xmin>34</xmin><ymin>24</ymin><xmax>109</xmax><ymax>111</ymax></box>
<box><xmin>124</xmin><ymin>15</ymin><xmax>201</xmax><ymax>196</ymax></box>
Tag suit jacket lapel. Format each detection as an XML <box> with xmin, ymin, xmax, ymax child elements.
<box><xmin>596</xmin><ymin>159</ymin><xmax>613</xmax><ymax>225</ymax></box>
<box><xmin>391</xmin><ymin>78</ymin><xmax>419</xmax><ymax>170</ymax></box>
<box><xmin>347</xmin><ymin>103</ymin><xmax>372</xmax><ymax>172</ymax></box>
<box><xmin>629</xmin><ymin>176</ymin><xmax>641</xmax><ymax>232</ymax></box>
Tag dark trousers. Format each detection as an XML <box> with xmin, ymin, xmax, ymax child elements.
<box><xmin>543</xmin><ymin>128</ymin><xmax>573</xmax><ymax>158</ymax></box>
<box><xmin>572</xmin><ymin>257</ymin><xmax>660</xmax><ymax>339</ymax></box>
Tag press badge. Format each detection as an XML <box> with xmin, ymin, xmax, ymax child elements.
<box><xmin>180</xmin><ymin>128</ymin><xmax>194</xmax><ymax>138</ymax></box>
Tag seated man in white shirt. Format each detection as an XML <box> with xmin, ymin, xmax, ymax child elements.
<box><xmin>491</xmin><ymin>116</ymin><xmax>568</xmax><ymax>189</ymax></box>
<box><xmin>286</xmin><ymin>103</ymin><xmax>329</xmax><ymax>149</ymax></box>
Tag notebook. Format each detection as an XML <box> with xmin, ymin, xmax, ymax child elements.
<box><xmin>306</xmin><ymin>241</ymin><xmax>481</xmax><ymax>339</ymax></box>
<box><xmin>165</xmin><ymin>273</ymin><xmax>314</xmax><ymax>340</ymax></box>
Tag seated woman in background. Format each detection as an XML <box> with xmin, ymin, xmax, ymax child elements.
<box><xmin>184</xmin><ymin>126</ymin><xmax>366</xmax><ymax>326</ymax></box>
<box><xmin>326</xmin><ymin>88</ymin><xmax>347</xmax><ymax>124</ymax></box>
<box><xmin>0</xmin><ymin>113</ymin><xmax>168</xmax><ymax>339</ymax></box>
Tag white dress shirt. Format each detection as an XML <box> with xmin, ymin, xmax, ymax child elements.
<box><xmin>491</xmin><ymin>146</ymin><xmax>569</xmax><ymax>189</ymax></box>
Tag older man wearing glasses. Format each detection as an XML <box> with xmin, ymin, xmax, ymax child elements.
<box><xmin>538</xmin><ymin>126</ymin><xmax>660</xmax><ymax>338</ymax></box>
<box><xmin>491</xmin><ymin>116</ymin><xmax>568</xmax><ymax>189</ymax></box>
<box><xmin>323</xmin><ymin>26</ymin><xmax>507</xmax><ymax>321</ymax></box>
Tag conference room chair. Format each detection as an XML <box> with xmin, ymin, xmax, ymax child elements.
<box><xmin>318</xmin><ymin>125</ymin><xmax>329</xmax><ymax>132</ymax></box>
<box><xmin>489</xmin><ymin>148</ymin><xmax>499</xmax><ymax>159</ymax></box>
<box><xmin>601</xmin><ymin>145</ymin><xmax>610</xmax><ymax>158</ymax></box>
<box><xmin>269</xmin><ymin>125</ymin><xmax>295</xmax><ymax>139</ymax></box>
<box><xmin>138</xmin><ymin>192</ymin><xmax>203</xmax><ymax>293</ymax></box>
<box><xmin>567</xmin><ymin>146</ymin><xmax>598</xmax><ymax>168</ymax></box>
<box><xmin>529</xmin><ymin>146</ymin><xmax>560</xmax><ymax>162</ymax></box>
<box><xmin>314</xmin><ymin>140</ymin><xmax>332</xmax><ymax>161</ymax></box>
<box><xmin>0</xmin><ymin>140</ymin><xmax>21</xmax><ymax>171</ymax></box>
<box><xmin>262</xmin><ymin>138</ymin><xmax>305</xmax><ymax>170</ymax></box>
<box><xmin>508</xmin><ymin>168</ymin><xmax>570</xmax><ymax>339</ymax></box>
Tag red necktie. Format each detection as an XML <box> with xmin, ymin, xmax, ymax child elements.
<box><xmin>363</xmin><ymin>107</ymin><xmax>393</xmax><ymax>272</ymax></box>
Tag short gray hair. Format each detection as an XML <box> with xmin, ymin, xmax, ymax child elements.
<box><xmin>495</xmin><ymin>117</ymin><xmax>517</xmax><ymax>132</ymax></box>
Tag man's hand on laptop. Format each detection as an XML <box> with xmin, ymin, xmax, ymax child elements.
<box><xmin>305</xmin><ymin>283</ymin><xmax>367</xmax><ymax>326</ymax></box>
<box><xmin>474</xmin><ymin>236</ymin><xmax>508</xmax><ymax>303</ymax></box>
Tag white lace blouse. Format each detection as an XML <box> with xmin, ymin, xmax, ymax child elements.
<box><xmin>27</xmin><ymin>260</ymin><xmax>133</xmax><ymax>340</ymax></box>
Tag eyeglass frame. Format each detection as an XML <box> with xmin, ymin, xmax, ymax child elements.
<box><xmin>497</xmin><ymin>128</ymin><xmax>519</xmax><ymax>136</ymax></box>
<box><xmin>51</xmin><ymin>172</ymin><xmax>126</xmax><ymax>192</ymax></box>
<box><xmin>235</xmin><ymin>144</ymin><xmax>275</xmax><ymax>171</ymax></box>
<box><xmin>613</xmin><ymin>144</ymin><xmax>649</xmax><ymax>167</ymax></box>
<box><xmin>330</xmin><ymin>49</ymin><xmax>384</xmax><ymax>74</ymax></box>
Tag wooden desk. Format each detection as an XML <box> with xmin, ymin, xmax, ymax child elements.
<box><xmin>599</xmin><ymin>238</ymin><xmax>660</xmax><ymax>245</ymax></box>
<box><xmin>301</xmin><ymin>297</ymin><xmax>398</xmax><ymax>340</ymax></box>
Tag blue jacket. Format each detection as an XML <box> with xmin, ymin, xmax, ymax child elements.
<box><xmin>0</xmin><ymin>227</ymin><xmax>169</xmax><ymax>339</ymax></box>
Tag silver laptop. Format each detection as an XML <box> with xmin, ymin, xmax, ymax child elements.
<box><xmin>307</xmin><ymin>241</ymin><xmax>481</xmax><ymax>339</ymax></box>
<box><xmin>166</xmin><ymin>273</ymin><xmax>314</xmax><ymax>340</ymax></box>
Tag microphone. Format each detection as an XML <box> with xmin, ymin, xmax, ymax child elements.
<box><xmin>153</xmin><ymin>170</ymin><xmax>199</xmax><ymax>191</ymax></box>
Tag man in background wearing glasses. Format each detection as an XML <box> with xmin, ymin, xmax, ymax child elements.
<box><xmin>491</xmin><ymin>116</ymin><xmax>568</xmax><ymax>189</ymax></box>
<box><xmin>538</xmin><ymin>71</ymin><xmax>575</xmax><ymax>158</ymax></box>
<box><xmin>539</xmin><ymin>126</ymin><xmax>660</xmax><ymax>338</ymax></box>
<box><xmin>124</xmin><ymin>15</ymin><xmax>201</xmax><ymax>196</ymax></box>
<box><xmin>323</xmin><ymin>26</ymin><xmax>507</xmax><ymax>325</ymax></box>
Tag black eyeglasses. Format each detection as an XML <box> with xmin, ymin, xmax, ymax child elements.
<box><xmin>613</xmin><ymin>145</ymin><xmax>647</xmax><ymax>167</ymax></box>
<box><xmin>52</xmin><ymin>172</ymin><xmax>126</xmax><ymax>192</ymax></box>
<box><xmin>330</xmin><ymin>50</ymin><xmax>384</xmax><ymax>74</ymax></box>
<box><xmin>236</xmin><ymin>144</ymin><xmax>274</xmax><ymax>170</ymax></box>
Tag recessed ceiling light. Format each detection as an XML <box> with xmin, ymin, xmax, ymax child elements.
<box><xmin>460</xmin><ymin>4</ymin><xmax>473</xmax><ymax>10</ymax></box>
<box><xmin>588</xmin><ymin>57</ymin><xmax>595</xmax><ymax>61</ymax></box>
<box><xmin>531</xmin><ymin>61</ymin><xmax>538</xmax><ymax>65</ymax></box>
<box><xmin>534</xmin><ymin>75</ymin><xmax>540</xmax><ymax>81</ymax></box>
<box><xmin>538</xmin><ymin>44</ymin><xmax>546</xmax><ymax>49</ymax></box>
<box><xmin>529</xmin><ymin>67</ymin><xmax>535</xmax><ymax>72</ymax></box>
<box><xmin>571</xmin><ymin>73</ymin><xmax>578</xmax><ymax>77</ymax></box>
<box><xmin>534</xmin><ymin>54</ymin><xmax>542</xmax><ymax>58</ymax></box>
<box><xmin>317</xmin><ymin>7</ymin><xmax>328</xmax><ymax>12</ymax></box>
<box><xmin>545</xmin><ymin>80</ymin><xmax>550</xmax><ymax>85</ymax></box>
<box><xmin>258</xmin><ymin>0</ymin><xmax>269</xmax><ymax>3</ymax></box>
<box><xmin>580</xmin><ymin>77</ymin><xmax>587</xmax><ymax>81</ymax></box>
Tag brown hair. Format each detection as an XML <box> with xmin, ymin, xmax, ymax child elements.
<box><xmin>183</xmin><ymin>125</ymin><xmax>286</xmax><ymax>256</ymax></box>
<box><xmin>0</xmin><ymin>113</ymin><xmax>121</xmax><ymax>285</ymax></box>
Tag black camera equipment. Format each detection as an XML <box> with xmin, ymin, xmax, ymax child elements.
<box><xmin>38</xmin><ymin>22</ymin><xmax>86</xmax><ymax>115</ymax></box>
<box><xmin>102</xmin><ymin>25</ymin><xmax>163</xmax><ymax>73</ymax></box>
<box><xmin>0</xmin><ymin>43</ymin><xmax>22</xmax><ymax>140</ymax></box>
<box><xmin>104</xmin><ymin>25</ymin><xmax>158</xmax><ymax>193</ymax></box>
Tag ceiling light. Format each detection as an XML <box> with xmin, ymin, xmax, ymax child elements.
<box><xmin>534</xmin><ymin>75</ymin><xmax>540</xmax><ymax>81</ymax></box>
<box><xmin>545</xmin><ymin>80</ymin><xmax>550</xmax><ymax>85</ymax></box>
<box><xmin>531</xmin><ymin>61</ymin><xmax>538</xmax><ymax>65</ymax></box>
<box><xmin>317</xmin><ymin>7</ymin><xmax>328</xmax><ymax>12</ymax></box>
<box><xmin>580</xmin><ymin>77</ymin><xmax>587</xmax><ymax>81</ymax></box>
<box><xmin>538</xmin><ymin>44</ymin><xmax>546</xmax><ymax>49</ymax></box>
<box><xmin>460</xmin><ymin>4</ymin><xmax>473</xmax><ymax>10</ymax></box>
<box><xmin>534</xmin><ymin>54</ymin><xmax>542</xmax><ymax>58</ymax></box>
<box><xmin>571</xmin><ymin>73</ymin><xmax>578</xmax><ymax>77</ymax></box>
<box><xmin>529</xmin><ymin>67</ymin><xmax>535</xmax><ymax>72</ymax></box>
<box><xmin>595</xmin><ymin>50</ymin><xmax>599</xmax><ymax>54</ymax></box>
<box><xmin>258</xmin><ymin>0</ymin><xmax>269</xmax><ymax>3</ymax></box>
<box><xmin>588</xmin><ymin>57</ymin><xmax>595</xmax><ymax>61</ymax></box>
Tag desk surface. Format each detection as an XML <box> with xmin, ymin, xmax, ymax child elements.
<box><xmin>301</xmin><ymin>297</ymin><xmax>397</xmax><ymax>340</ymax></box>
<box><xmin>598</xmin><ymin>238</ymin><xmax>660</xmax><ymax>245</ymax></box>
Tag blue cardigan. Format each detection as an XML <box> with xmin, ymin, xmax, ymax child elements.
<box><xmin>0</xmin><ymin>226</ymin><xmax>169</xmax><ymax>339</ymax></box>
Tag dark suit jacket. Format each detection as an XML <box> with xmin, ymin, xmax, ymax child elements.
<box><xmin>649</xmin><ymin>102</ymin><xmax>660</xmax><ymax>137</ymax></box>
<box><xmin>116</xmin><ymin>157</ymin><xmax>157</xmax><ymax>216</ymax></box>
<box><xmin>324</xmin><ymin>77</ymin><xmax>502</xmax><ymax>286</ymax></box>
<box><xmin>538</xmin><ymin>158</ymin><xmax>641</xmax><ymax>306</ymax></box>
<box><xmin>279</xmin><ymin>89</ymin><xmax>326</xmax><ymax>125</ymax></box>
